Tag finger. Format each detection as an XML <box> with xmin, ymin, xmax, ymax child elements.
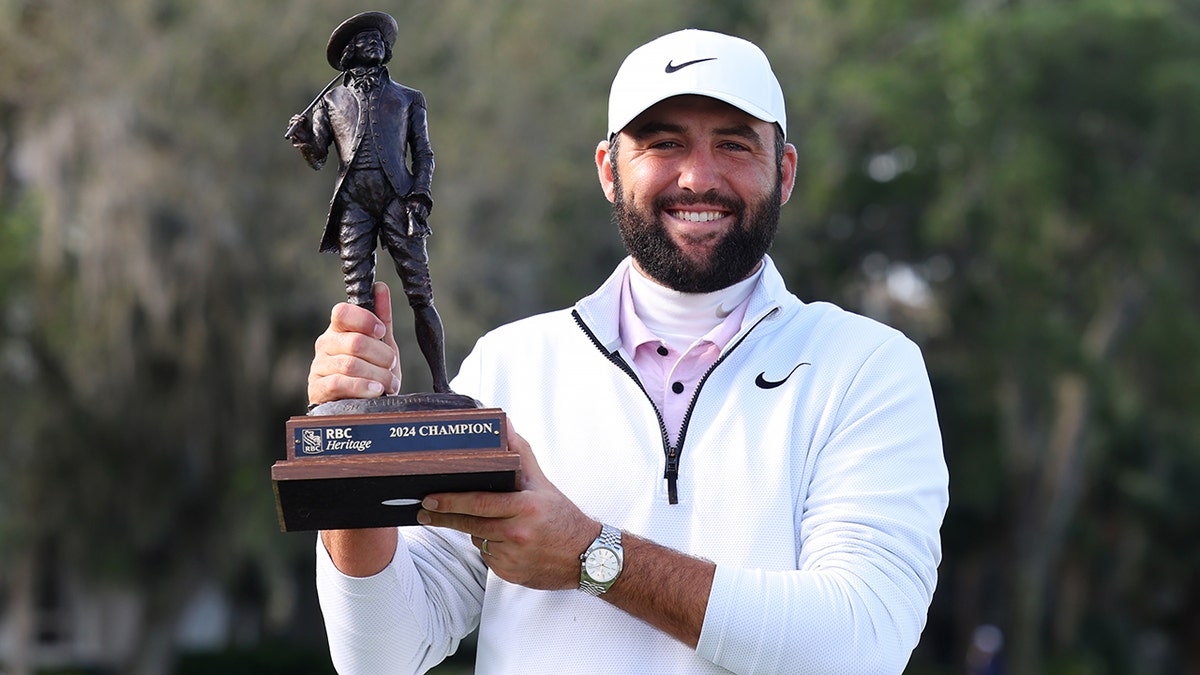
<box><xmin>329</xmin><ymin>300</ymin><xmax>387</xmax><ymax>340</ymax></box>
<box><xmin>417</xmin><ymin>509</ymin><xmax>494</xmax><ymax>543</ymax></box>
<box><xmin>471</xmin><ymin>535</ymin><xmax>500</xmax><ymax>558</ymax></box>
<box><xmin>312</xmin><ymin>325</ymin><xmax>399</xmax><ymax>387</ymax></box>
<box><xmin>308</xmin><ymin>370</ymin><xmax>385</xmax><ymax>404</ymax></box>
<box><xmin>308</xmin><ymin>343</ymin><xmax>398</xmax><ymax>402</ymax></box>
<box><xmin>314</xmin><ymin>327</ymin><xmax>397</xmax><ymax>370</ymax></box>
<box><xmin>421</xmin><ymin>489</ymin><xmax>520</xmax><ymax>522</ymax></box>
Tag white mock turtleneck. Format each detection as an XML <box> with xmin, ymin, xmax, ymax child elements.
<box><xmin>627</xmin><ymin>264</ymin><xmax>762</xmax><ymax>352</ymax></box>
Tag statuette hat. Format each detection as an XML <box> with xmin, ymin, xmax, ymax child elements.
<box><xmin>608</xmin><ymin>29</ymin><xmax>786</xmax><ymax>139</ymax></box>
<box><xmin>326</xmin><ymin>11</ymin><xmax>398</xmax><ymax>69</ymax></box>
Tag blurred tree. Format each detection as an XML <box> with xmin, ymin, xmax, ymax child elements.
<box><xmin>2</xmin><ymin>0</ymin><xmax>1198</xmax><ymax>673</ymax></box>
<box><xmin>0</xmin><ymin>1</ymin><xmax>807</xmax><ymax>671</ymax></box>
<box><xmin>0</xmin><ymin>2</ymin><xmax>337</xmax><ymax>673</ymax></box>
<box><xmin>803</xmin><ymin>1</ymin><xmax>1200</xmax><ymax>672</ymax></box>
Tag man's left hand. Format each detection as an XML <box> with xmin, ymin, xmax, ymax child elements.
<box><xmin>407</xmin><ymin>200</ymin><xmax>430</xmax><ymax>223</ymax></box>
<box><xmin>417</xmin><ymin>425</ymin><xmax>599</xmax><ymax>591</ymax></box>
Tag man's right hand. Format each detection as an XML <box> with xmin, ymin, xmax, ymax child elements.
<box><xmin>307</xmin><ymin>282</ymin><xmax>403</xmax><ymax>406</ymax></box>
<box><xmin>285</xmin><ymin>114</ymin><xmax>314</xmax><ymax>144</ymax></box>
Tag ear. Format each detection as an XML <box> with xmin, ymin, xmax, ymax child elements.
<box><xmin>596</xmin><ymin>139</ymin><xmax>616</xmax><ymax>204</ymax></box>
<box><xmin>779</xmin><ymin>142</ymin><xmax>798</xmax><ymax>206</ymax></box>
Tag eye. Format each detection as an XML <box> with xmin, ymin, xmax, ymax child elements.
<box><xmin>649</xmin><ymin>139</ymin><xmax>682</xmax><ymax>150</ymax></box>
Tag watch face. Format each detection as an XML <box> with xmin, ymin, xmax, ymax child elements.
<box><xmin>585</xmin><ymin>548</ymin><xmax>620</xmax><ymax>583</ymax></box>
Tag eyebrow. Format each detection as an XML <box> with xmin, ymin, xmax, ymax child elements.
<box><xmin>628</xmin><ymin>121</ymin><xmax>686</xmax><ymax>140</ymax></box>
<box><xmin>628</xmin><ymin>120</ymin><xmax>766</xmax><ymax>149</ymax></box>
<box><xmin>714</xmin><ymin>123</ymin><xmax>765</xmax><ymax>149</ymax></box>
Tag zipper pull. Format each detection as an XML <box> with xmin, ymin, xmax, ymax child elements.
<box><xmin>664</xmin><ymin>452</ymin><xmax>680</xmax><ymax>505</ymax></box>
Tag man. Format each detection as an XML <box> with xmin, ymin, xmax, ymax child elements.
<box><xmin>288</xmin><ymin>11</ymin><xmax>450</xmax><ymax>394</ymax></box>
<box><xmin>308</xmin><ymin>29</ymin><xmax>949</xmax><ymax>674</ymax></box>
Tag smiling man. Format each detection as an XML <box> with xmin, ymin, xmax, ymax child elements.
<box><xmin>308</xmin><ymin>29</ymin><xmax>949</xmax><ymax>675</ymax></box>
<box><xmin>604</xmin><ymin>95</ymin><xmax>790</xmax><ymax>293</ymax></box>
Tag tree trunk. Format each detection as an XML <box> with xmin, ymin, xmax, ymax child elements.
<box><xmin>1008</xmin><ymin>372</ymin><xmax>1090</xmax><ymax>675</ymax></box>
<box><xmin>4</xmin><ymin>548</ymin><xmax>35</xmax><ymax>675</ymax></box>
<box><xmin>122</xmin><ymin>562</ymin><xmax>211</xmax><ymax>675</ymax></box>
<box><xmin>1005</xmin><ymin>279</ymin><xmax>1145</xmax><ymax>674</ymax></box>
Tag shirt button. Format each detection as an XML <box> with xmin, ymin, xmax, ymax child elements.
<box><xmin>671</xmin><ymin>382</ymin><xmax>685</xmax><ymax>394</ymax></box>
<box><xmin>657</xmin><ymin>345</ymin><xmax>669</xmax><ymax>356</ymax></box>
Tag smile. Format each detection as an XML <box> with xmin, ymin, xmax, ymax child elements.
<box><xmin>669</xmin><ymin>210</ymin><xmax>727</xmax><ymax>223</ymax></box>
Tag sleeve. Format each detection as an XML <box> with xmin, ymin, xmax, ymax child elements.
<box><xmin>406</xmin><ymin>92</ymin><xmax>435</xmax><ymax>206</ymax></box>
<box><xmin>316</xmin><ymin>526</ymin><xmax>489</xmax><ymax>674</ymax></box>
<box><xmin>696</xmin><ymin>335</ymin><xmax>949</xmax><ymax>675</ymax></box>
<box><xmin>296</xmin><ymin>98</ymin><xmax>333</xmax><ymax>171</ymax></box>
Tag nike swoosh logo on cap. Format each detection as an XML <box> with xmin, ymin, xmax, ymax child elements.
<box><xmin>665</xmin><ymin>57</ymin><xmax>717</xmax><ymax>73</ymax></box>
<box><xmin>754</xmin><ymin>362</ymin><xmax>811</xmax><ymax>390</ymax></box>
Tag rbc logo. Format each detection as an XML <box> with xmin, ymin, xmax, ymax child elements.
<box><xmin>301</xmin><ymin>428</ymin><xmax>325</xmax><ymax>454</ymax></box>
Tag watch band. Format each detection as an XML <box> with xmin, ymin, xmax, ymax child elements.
<box><xmin>579</xmin><ymin>523</ymin><xmax>623</xmax><ymax>596</ymax></box>
<box><xmin>594</xmin><ymin>523</ymin><xmax>622</xmax><ymax>549</ymax></box>
<box><xmin>579</xmin><ymin>577</ymin><xmax>609</xmax><ymax>596</ymax></box>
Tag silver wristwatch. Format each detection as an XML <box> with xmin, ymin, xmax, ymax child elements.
<box><xmin>579</xmin><ymin>523</ymin><xmax>624</xmax><ymax>596</ymax></box>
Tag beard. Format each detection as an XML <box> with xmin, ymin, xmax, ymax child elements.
<box><xmin>612</xmin><ymin>169</ymin><xmax>781</xmax><ymax>294</ymax></box>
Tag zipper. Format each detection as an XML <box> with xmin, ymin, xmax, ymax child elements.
<box><xmin>571</xmin><ymin>310</ymin><xmax>672</xmax><ymax>460</ymax></box>
<box><xmin>572</xmin><ymin>306</ymin><xmax>780</xmax><ymax>504</ymax></box>
<box><xmin>665</xmin><ymin>307</ymin><xmax>779</xmax><ymax>501</ymax></box>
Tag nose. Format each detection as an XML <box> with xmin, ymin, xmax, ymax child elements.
<box><xmin>676</xmin><ymin>146</ymin><xmax>722</xmax><ymax>194</ymax></box>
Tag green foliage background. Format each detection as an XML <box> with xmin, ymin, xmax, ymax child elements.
<box><xmin>1</xmin><ymin>1</ymin><xmax>1197</xmax><ymax>673</ymax></box>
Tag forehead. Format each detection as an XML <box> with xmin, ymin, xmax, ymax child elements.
<box><xmin>622</xmin><ymin>95</ymin><xmax>773</xmax><ymax>139</ymax></box>
<box><xmin>354</xmin><ymin>29</ymin><xmax>383</xmax><ymax>41</ymax></box>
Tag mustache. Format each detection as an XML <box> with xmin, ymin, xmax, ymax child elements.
<box><xmin>653</xmin><ymin>190</ymin><xmax>743</xmax><ymax>217</ymax></box>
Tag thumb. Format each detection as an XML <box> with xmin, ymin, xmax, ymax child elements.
<box><xmin>506</xmin><ymin>422</ymin><xmax>548</xmax><ymax>491</ymax></box>
<box><xmin>373</xmin><ymin>281</ymin><xmax>397</xmax><ymax>346</ymax></box>
<box><xmin>373</xmin><ymin>282</ymin><xmax>403</xmax><ymax>388</ymax></box>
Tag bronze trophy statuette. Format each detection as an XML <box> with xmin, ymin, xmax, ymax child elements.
<box><xmin>271</xmin><ymin>11</ymin><xmax>519</xmax><ymax>532</ymax></box>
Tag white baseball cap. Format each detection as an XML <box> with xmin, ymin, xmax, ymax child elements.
<box><xmin>607</xmin><ymin>29</ymin><xmax>787</xmax><ymax>139</ymax></box>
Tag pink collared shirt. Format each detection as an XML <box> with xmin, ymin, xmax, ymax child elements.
<box><xmin>617</xmin><ymin>269</ymin><xmax>754</xmax><ymax>447</ymax></box>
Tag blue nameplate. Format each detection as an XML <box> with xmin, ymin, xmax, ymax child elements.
<box><xmin>290</xmin><ymin>413</ymin><xmax>504</xmax><ymax>458</ymax></box>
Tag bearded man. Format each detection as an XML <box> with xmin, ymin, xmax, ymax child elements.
<box><xmin>287</xmin><ymin>11</ymin><xmax>449</xmax><ymax>393</ymax></box>
<box><xmin>305</xmin><ymin>29</ymin><xmax>949</xmax><ymax>675</ymax></box>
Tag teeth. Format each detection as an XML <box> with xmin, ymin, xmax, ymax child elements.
<box><xmin>671</xmin><ymin>210</ymin><xmax>725</xmax><ymax>223</ymax></box>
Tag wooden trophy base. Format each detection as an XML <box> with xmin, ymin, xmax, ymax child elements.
<box><xmin>271</xmin><ymin>395</ymin><xmax>519</xmax><ymax>531</ymax></box>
